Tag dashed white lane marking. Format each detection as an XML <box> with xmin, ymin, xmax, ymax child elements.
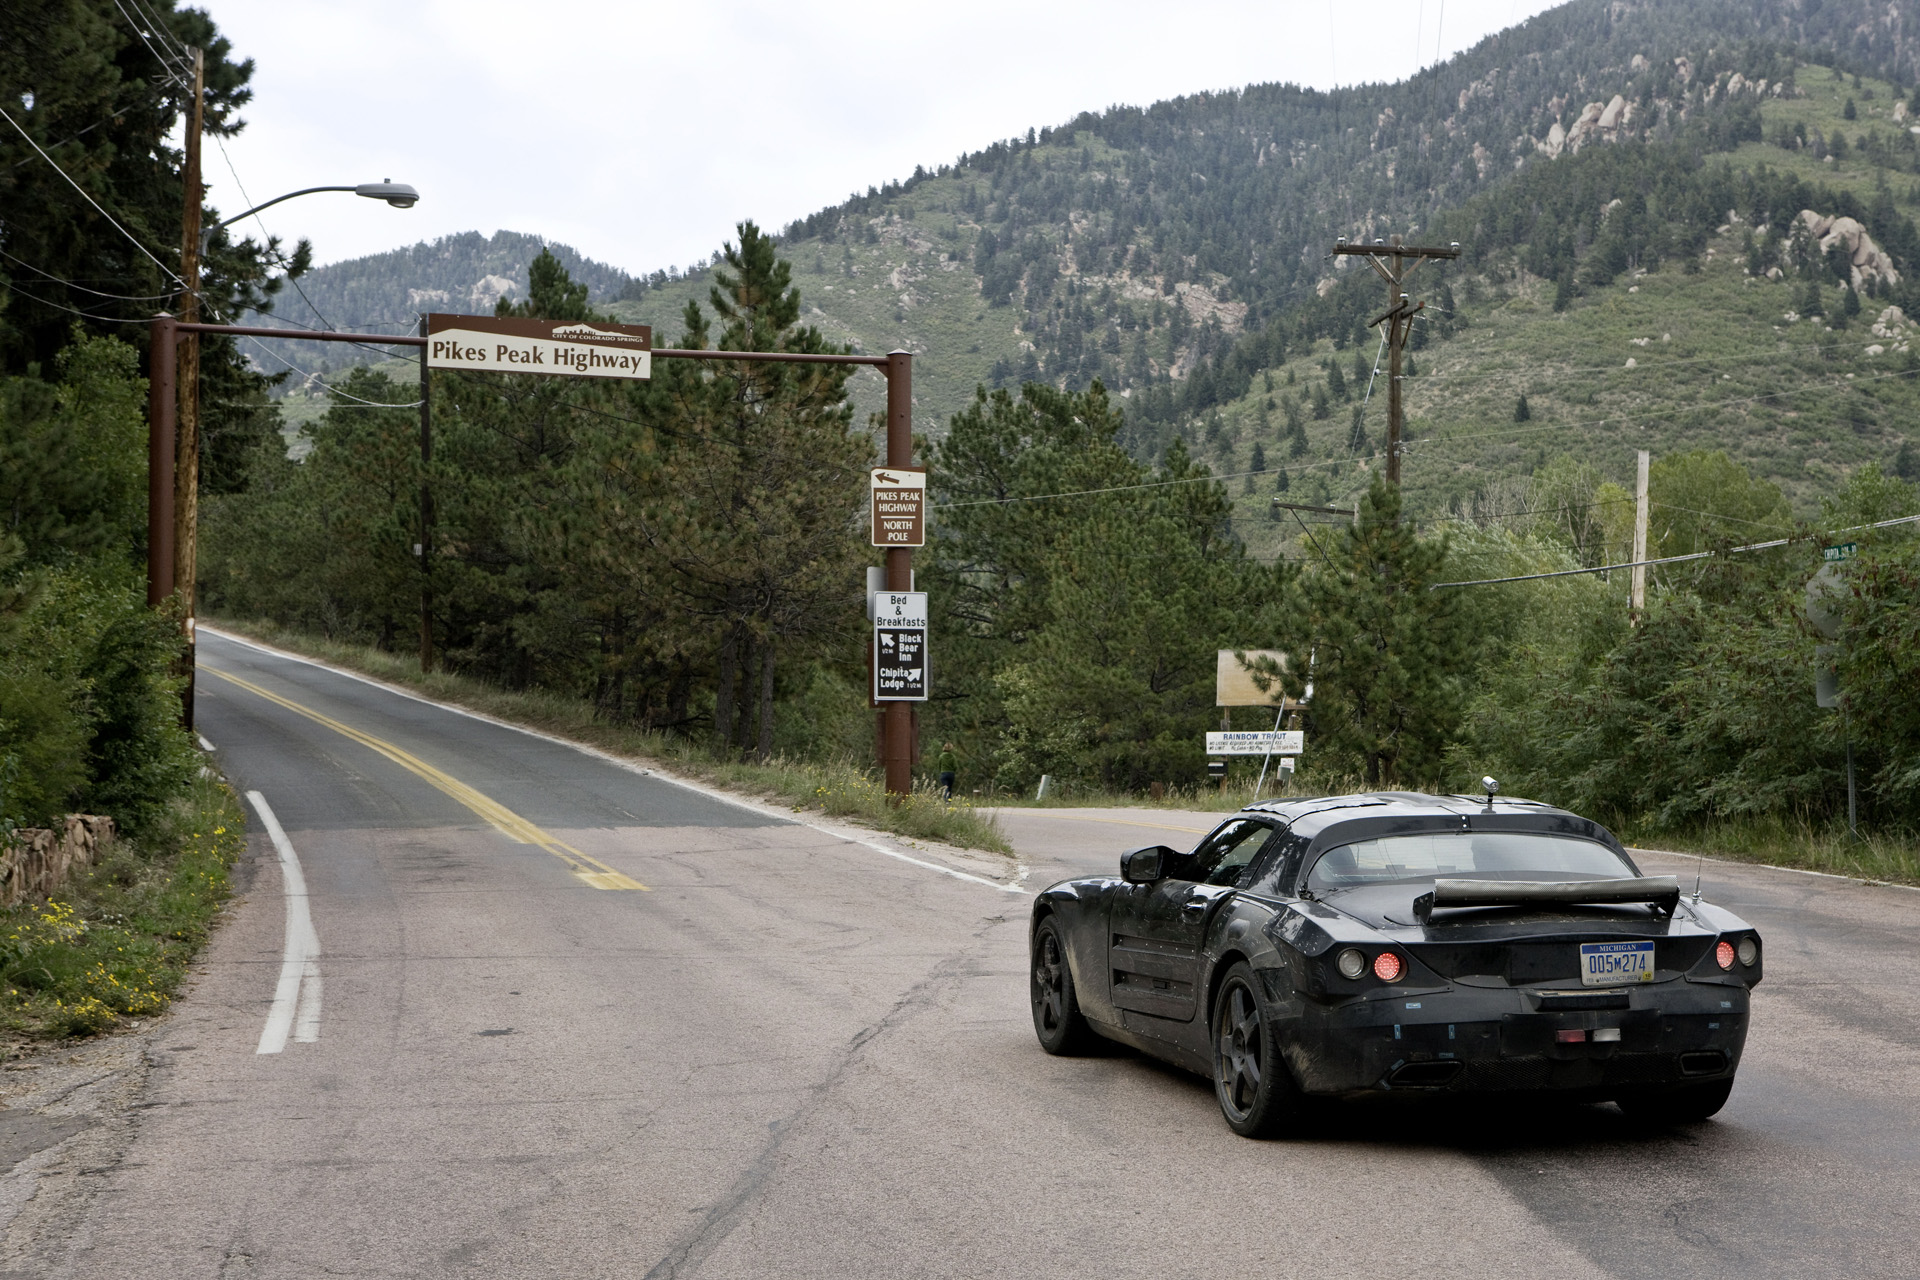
<box><xmin>247</xmin><ymin>791</ymin><xmax>322</xmax><ymax>1053</ymax></box>
<box><xmin>204</xmin><ymin>627</ymin><xmax>1029</xmax><ymax>896</ymax></box>
<box><xmin>197</xmin><ymin>735</ymin><xmax>215</xmax><ymax>751</ymax></box>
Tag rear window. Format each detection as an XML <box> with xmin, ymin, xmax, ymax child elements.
<box><xmin>1304</xmin><ymin>831</ymin><xmax>1634</xmax><ymax>891</ymax></box>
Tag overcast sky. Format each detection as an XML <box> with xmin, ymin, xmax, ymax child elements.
<box><xmin>200</xmin><ymin>0</ymin><xmax>1565</xmax><ymax>277</ymax></box>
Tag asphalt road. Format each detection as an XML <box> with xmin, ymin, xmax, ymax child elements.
<box><xmin>7</xmin><ymin>630</ymin><xmax>1918</xmax><ymax>1277</ymax></box>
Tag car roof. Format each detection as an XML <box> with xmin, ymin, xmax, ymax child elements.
<box><xmin>1240</xmin><ymin>791</ymin><xmax>1579</xmax><ymax>842</ymax></box>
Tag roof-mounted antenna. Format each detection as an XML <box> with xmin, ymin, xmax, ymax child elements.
<box><xmin>1480</xmin><ymin>776</ymin><xmax>1498</xmax><ymax>810</ymax></box>
<box><xmin>1692</xmin><ymin>854</ymin><xmax>1704</xmax><ymax>905</ymax></box>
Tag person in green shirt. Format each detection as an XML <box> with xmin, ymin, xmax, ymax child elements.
<box><xmin>936</xmin><ymin>743</ymin><xmax>959</xmax><ymax>799</ymax></box>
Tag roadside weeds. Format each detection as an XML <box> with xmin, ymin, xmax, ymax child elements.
<box><xmin>0</xmin><ymin>773</ymin><xmax>244</xmax><ymax>1048</ymax></box>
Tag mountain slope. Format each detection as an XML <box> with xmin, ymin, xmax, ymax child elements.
<box><xmin>279</xmin><ymin>0</ymin><xmax>1920</xmax><ymax>514</ymax></box>
<box><xmin>257</xmin><ymin>230</ymin><xmax>635</xmax><ymax>372</ymax></box>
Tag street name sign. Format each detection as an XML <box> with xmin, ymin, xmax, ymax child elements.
<box><xmin>426</xmin><ymin>313</ymin><xmax>652</xmax><ymax>380</ymax></box>
<box><xmin>1823</xmin><ymin>542</ymin><xmax>1858</xmax><ymax>562</ymax></box>
<box><xmin>1206</xmin><ymin>730</ymin><xmax>1304</xmax><ymax>756</ymax></box>
<box><xmin>871</xmin><ymin>468</ymin><xmax>926</xmax><ymax>547</ymax></box>
<box><xmin>873</xmin><ymin>591</ymin><xmax>928</xmax><ymax>701</ymax></box>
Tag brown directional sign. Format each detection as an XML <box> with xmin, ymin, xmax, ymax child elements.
<box><xmin>425</xmin><ymin>313</ymin><xmax>652</xmax><ymax>380</ymax></box>
<box><xmin>870</xmin><ymin>467</ymin><xmax>926</xmax><ymax>547</ymax></box>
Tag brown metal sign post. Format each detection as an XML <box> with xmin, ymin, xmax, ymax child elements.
<box><xmin>148</xmin><ymin>317</ymin><xmax>919</xmax><ymax>796</ymax></box>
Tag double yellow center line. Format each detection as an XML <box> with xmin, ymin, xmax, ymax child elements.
<box><xmin>203</xmin><ymin>666</ymin><xmax>646</xmax><ymax>891</ymax></box>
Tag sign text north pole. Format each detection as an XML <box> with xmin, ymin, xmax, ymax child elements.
<box><xmin>870</xmin><ymin>468</ymin><xmax>926</xmax><ymax>547</ymax></box>
<box><xmin>873</xmin><ymin>591</ymin><xmax>929</xmax><ymax>701</ymax></box>
<box><xmin>426</xmin><ymin>313</ymin><xmax>652</xmax><ymax>380</ymax></box>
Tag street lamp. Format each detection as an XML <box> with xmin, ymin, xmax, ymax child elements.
<box><xmin>200</xmin><ymin>179</ymin><xmax>420</xmax><ymax>254</ymax></box>
<box><xmin>169</xmin><ymin>176</ymin><xmax>419</xmax><ymax>725</ymax></box>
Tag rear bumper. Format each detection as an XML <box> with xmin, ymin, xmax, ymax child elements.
<box><xmin>1278</xmin><ymin>977</ymin><xmax>1750</xmax><ymax>1100</ymax></box>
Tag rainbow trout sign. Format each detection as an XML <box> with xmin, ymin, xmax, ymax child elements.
<box><xmin>426</xmin><ymin>314</ymin><xmax>652</xmax><ymax>380</ymax></box>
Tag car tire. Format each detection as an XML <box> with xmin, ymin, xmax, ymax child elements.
<box><xmin>1212</xmin><ymin>962</ymin><xmax>1309</xmax><ymax>1138</ymax></box>
<box><xmin>1030</xmin><ymin>917</ymin><xmax>1095</xmax><ymax>1055</ymax></box>
<box><xmin>1617</xmin><ymin>1077</ymin><xmax>1735</xmax><ymax>1125</ymax></box>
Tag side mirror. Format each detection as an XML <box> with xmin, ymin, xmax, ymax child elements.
<box><xmin>1121</xmin><ymin>846</ymin><xmax>1174</xmax><ymax>884</ymax></box>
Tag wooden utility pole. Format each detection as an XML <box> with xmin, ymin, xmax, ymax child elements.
<box><xmin>1330</xmin><ymin>234</ymin><xmax>1459</xmax><ymax>484</ymax></box>
<box><xmin>174</xmin><ymin>47</ymin><xmax>205</xmax><ymax>725</ymax></box>
<box><xmin>418</xmin><ymin>315</ymin><xmax>434</xmax><ymax>672</ymax></box>
<box><xmin>1631</xmin><ymin>449</ymin><xmax>1650</xmax><ymax>620</ymax></box>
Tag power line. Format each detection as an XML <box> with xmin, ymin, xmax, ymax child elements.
<box><xmin>108</xmin><ymin>0</ymin><xmax>195</xmax><ymax>85</ymax></box>
<box><xmin>0</xmin><ymin>248</ymin><xmax>176</xmax><ymax>301</ymax></box>
<box><xmin>0</xmin><ymin>280</ymin><xmax>160</xmax><ymax>324</ymax></box>
<box><xmin>1431</xmin><ymin>512</ymin><xmax>1920</xmax><ymax>589</ymax></box>
<box><xmin>1407</xmin><ymin>361</ymin><xmax>1920</xmax><ymax>452</ymax></box>
<box><xmin>209</xmin><ymin>133</ymin><xmax>337</xmax><ymax>333</ymax></box>
<box><xmin>244</xmin><ymin>337</ymin><xmax>423</xmax><ymax>408</ymax></box>
<box><xmin>0</xmin><ymin>102</ymin><xmax>187</xmax><ymax>289</ymax></box>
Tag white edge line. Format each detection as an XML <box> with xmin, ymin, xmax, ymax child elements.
<box><xmin>206</xmin><ymin>627</ymin><xmax>1030</xmax><ymax>896</ymax></box>
<box><xmin>246</xmin><ymin>790</ymin><xmax>322</xmax><ymax>1053</ymax></box>
<box><xmin>197</xmin><ymin>734</ymin><xmax>215</xmax><ymax>751</ymax></box>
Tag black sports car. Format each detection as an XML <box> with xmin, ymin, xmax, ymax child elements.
<box><xmin>1028</xmin><ymin>789</ymin><xmax>1762</xmax><ymax>1136</ymax></box>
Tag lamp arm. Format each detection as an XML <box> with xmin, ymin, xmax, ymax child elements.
<box><xmin>200</xmin><ymin>186</ymin><xmax>359</xmax><ymax>252</ymax></box>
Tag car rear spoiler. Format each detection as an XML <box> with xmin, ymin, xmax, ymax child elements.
<box><xmin>1413</xmin><ymin>876</ymin><xmax>1681</xmax><ymax>923</ymax></box>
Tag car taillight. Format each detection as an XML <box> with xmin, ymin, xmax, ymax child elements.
<box><xmin>1336</xmin><ymin>948</ymin><xmax>1366</xmax><ymax>979</ymax></box>
<box><xmin>1373</xmin><ymin>951</ymin><xmax>1404</xmax><ymax>982</ymax></box>
<box><xmin>1736</xmin><ymin>936</ymin><xmax>1759</xmax><ymax>967</ymax></box>
<box><xmin>1715</xmin><ymin>940</ymin><xmax>1736</xmax><ymax>970</ymax></box>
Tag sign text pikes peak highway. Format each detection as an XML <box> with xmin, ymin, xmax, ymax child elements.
<box><xmin>870</xmin><ymin>467</ymin><xmax>926</xmax><ymax>547</ymax></box>
<box><xmin>426</xmin><ymin>313</ymin><xmax>652</xmax><ymax>380</ymax></box>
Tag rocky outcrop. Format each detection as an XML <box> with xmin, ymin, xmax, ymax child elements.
<box><xmin>1537</xmin><ymin>94</ymin><xmax>1634</xmax><ymax>158</ymax></box>
<box><xmin>1</xmin><ymin>816</ymin><xmax>114</xmax><ymax>908</ymax></box>
<box><xmin>1870</xmin><ymin>305</ymin><xmax>1911</xmax><ymax>353</ymax></box>
<box><xmin>1796</xmin><ymin>211</ymin><xmax>1902</xmax><ymax>291</ymax></box>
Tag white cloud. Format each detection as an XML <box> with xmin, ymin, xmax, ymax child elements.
<box><xmin>201</xmin><ymin>0</ymin><xmax>1563</xmax><ymax>276</ymax></box>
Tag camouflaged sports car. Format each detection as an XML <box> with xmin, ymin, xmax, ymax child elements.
<box><xmin>1028</xmin><ymin>789</ymin><xmax>1761</xmax><ymax>1136</ymax></box>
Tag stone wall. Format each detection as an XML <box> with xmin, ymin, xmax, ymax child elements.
<box><xmin>0</xmin><ymin>816</ymin><xmax>115</xmax><ymax>908</ymax></box>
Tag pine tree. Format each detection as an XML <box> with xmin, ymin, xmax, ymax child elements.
<box><xmin>1250</xmin><ymin>442</ymin><xmax>1267</xmax><ymax>473</ymax></box>
<box><xmin>1326</xmin><ymin>359</ymin><xmax>1349</xmax><ymax>400</ymax></box>
<box><xmin>1554</xmin><ymin>270</ymin><xmax>1576</xmax><ymax>312</ymax></box>
<box><xmin>1300</xmin><ymin>475</ymin><xmax>1469</xmax><ymax>787</ymax></box>
<box><xmin>1514</xmin><ymin>393</ymin><xmax>1532</xmax><ymax>423</ymax></box>
<box><xmin>1347</xmin><ymin>406</ymin><xmax>1368</xmax><ymax>453</ymax></box>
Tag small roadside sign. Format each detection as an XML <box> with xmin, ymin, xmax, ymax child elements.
<box><xmin>1206</xmin><ymin>731</ymin><xmax>1305</xmax><ymax>756</ymax></box>
<box><xmin>1822</xmin><ymin>542</ymin><xmax>1857</xmax><ymax>562</ymax></box>
<box><xmin>874</xmin><ymin>591</ymin><xmax>928</xmax><ymax>701</ymax></box>
<box><xmin>426</xmin><ymin>313</ymin><xmax>652</xmax><ymax>380</ymax></box>
<box><xmin>871</xmin><ymin>468</ymin><xmax>926</xmax><ymax>547</ymax></box>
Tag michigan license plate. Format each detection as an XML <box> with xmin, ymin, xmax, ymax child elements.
<box><xmin>1580</xmin><ymin>940</ymin><xmax>1656</xmax><ymax>986</ymax></box>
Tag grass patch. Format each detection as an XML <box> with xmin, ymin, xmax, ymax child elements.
<box><xmin>0</xmin><ymin>773</ymin><xmax>244</xmax><ymax>1043</ymax></box>
<box><xmin>204</xmin><ymin>617</ymin><xmax>1010</xmax><ymax>855</ymax></box>
<box><xmin>1621</xmin><ymin>814</ymin><xmax>1920</xmax><ymax>887</ymax></box>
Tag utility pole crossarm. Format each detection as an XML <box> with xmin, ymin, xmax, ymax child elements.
<box><xmin>1330</xmin><ymin>241</ymin><xmax>1463</xmax><ymax>259</ymax></box>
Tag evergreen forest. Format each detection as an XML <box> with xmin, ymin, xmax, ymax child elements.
<box><xmin>5</xmin><ymin>0</ymin><xmax>1920</xmax><ymax>870</ymax></box>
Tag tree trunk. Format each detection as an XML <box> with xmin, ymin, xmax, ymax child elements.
<box><xmin>734</xmin><ymin>634</ymin><xmax>758</xmax><ymax>752</ymax></box>
<box><xmin>714</xmin><ymin>625</ymin><xmax>740</xmax><ymax>747</ymax></box>
<box><xmin>756</xmin><ymin>643</ymin><xmax>775</xmax><ymax>762</ymax></box>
